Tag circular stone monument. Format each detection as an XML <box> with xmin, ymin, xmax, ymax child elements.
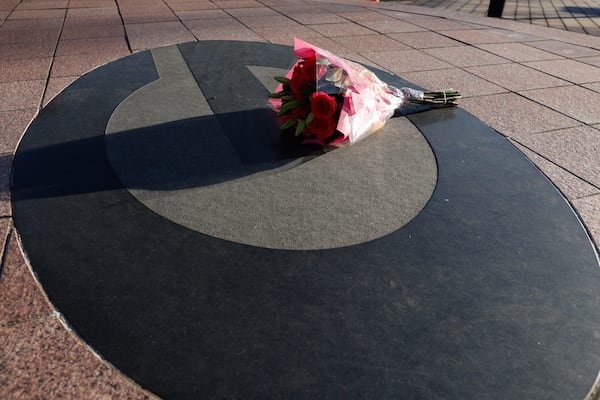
<box><xmin>11</xmin><ymin>41</ymin><xmax>600</xmax><ymax>400</ymax></box>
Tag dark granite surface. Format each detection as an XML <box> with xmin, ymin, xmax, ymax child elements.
<box><xmin>11</xmin><ymin>41</ymin><xmax>600</xmax><ymax>399</ymax></box>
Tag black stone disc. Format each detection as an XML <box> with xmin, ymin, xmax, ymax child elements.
<box><xmin>11</xmin><ymin>41</ymin><xmax>600</xmax><ymax>400</ymax></box>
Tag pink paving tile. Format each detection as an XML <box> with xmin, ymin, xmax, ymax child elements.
<box><xmin>7</xmin><ymin>8</ymin><xmax>66</xmax><ymax>20</ymax></box>
<box><xmin>363</xmin><ymin>49</ymin><xmax>453</xmax><ymax>73</ymax></box>
<box><xmin>294</xmin><ymin>36</ymin><xmax>355</xmax><ymax>57</ymax></box>
<box><xmin>60</xmin><ymin>22</ymin><xmax>124</xmax><ymax>39</ymax></box>
<box><xmin>513</xmin><ymin>142</ymin><xmax>600</xmax><ymax>200</ymax></box>
<box><xmin>523</xmin><ymin>59</ymin><xmax>600</xmax><ymax>84</ymax></box>
<box><xmin>56</xmin><ymin>37</ymin><xmax>129</xmax><ymax>56</ymax></box>
<box><xmin>307</xmin><ymin>22</ymin><xmax>378</xmax><ymax>37</ymax></box>
<box><xmin>175</xmin><ymin>9</ymin><xmax>228</xmax><ymax>21</ymax></box>
<box><xmin>475</xmin><ymin>42</ymin><xmax>564</xmax><ymax>62</ymax></box>
<box><xmin>51</xmin><ymin>52</ymin><xmax>128</xmax><ymax>77</ymax></box>
<box><xmin>0</xmin><ymin>231</ymin><xmax>53</xmax><ymax>323</ymax></box>
<box><xmin>573</xmin><ymin>195</ymin><xmax>600</xmax><ymax>247</ymax></box>
<box><xmin>333</xmin><ymin>34</ymin><xmax>409</xmax><ymax>53</ymax></box>
<box><xmin>0</xmin><ymin>42</ymin><xmax>55</xmax><ymax>59</ymax></box>
<box><xmin>166</xmin><ymin>1</ymin><xmax>219</xmax><ymax>11</ymax></box>
<box><xmin>512</xmin><ymin>125</ymin><xmax>600</xmax><ymax>187</ymax></box>
<box><xmin>43</xmin><ymin>76</ymin><xmax>78</xmax><ymax>107</ymax></box>
<box><xmin>465</xmin><ymin>63</ymin><xmax>570</xmax><ymax>91</ymax></box>
<box><xmin>69</xmin><ymin>0</ymin><xmax>115</xmax><ymax>7</ymax></box>
<box><xmin>287</xmin><ymin>12</ymin><xmax>348</xmax><ymax>25</ymax></box>
<box><xmin>359</xmin><ymin>19</ymin><xmax>427</xmax><ymax>34</ymax></box>
<box><xmin>0</xmin><ymin>218</ymin><xmax>8</xmax><ymax>257</ymax></box>
<box><xmin>442</xmin><ymin>28</ymin><xmax>541</xmax><ymax>44</ymax></box>
<box><xmin>0</xmin><ymin>316</ymin><xmax>158</xmax><ymax>399</ymax></box>
<box><xmin>252</xmin><ymin>25</ymin><xmax>322</xmax><ymax>45</ymax></box>
<box><xmin>423</xmin><ymin>45</ymin><xmax>508</xmax><ymax>66</ymax></box>
<box><xmin>124</xmin><ymin>21</ymin><xmax>195</xmax><ymax>51</ymax></box>
<box><xmin>519</xmin><ymin>85</ymin><xmax>600</xmax><ymax>125</ymax></box>
<box><xmin>0</xmin><ymin>154</ymin><xmax>10</xmax><ymax>216</ymax></box>
<box><xmin>0</xmin><ymin>109</ymin><xmax>37</xmax><ymax>154</ymax></box>
<box><xmin>336</xmin><ymin>10</ymin><xmax>392</xmax><ymax>22</ymax></box>
<box><xmin>184</xmin><ymin>18</ymin><xmax>263</xmax><ymax>42</ymax></box>
<box><xmin>388</xmin><ymin>31</ymin><xmax>462</xmax><ymax>49</ymax></box>
<box><xmin>583</xmin><ymin>82</ymin><xmax>600</xmax><ymax>93</ymax></box>
<box><xmin>526</xmin><ymin>40</ymin><xmax>600</xmax><ymax>58</ymax></box>
<box><xmin>401</xmin><ymin>68</ymin><xmax>507</xmax><ymax>98</ymax></box>
<box><xmin>14</xmin><ymin>0</ymin><xmax>68</xmax><ymax>9</ymax></box>
<box><xmin>576</xmin><ymin>55</ymin><xmax>600</xmax><ymax>68</ymax></box>
<box><xmin>223</xmin><ymin>7</ymin><xmax>280</xmax><ymax>17</ymax></box>
<box><xmin>459</xmin><ymin>93</ymin><xmax>580</xmax><ymax>140</ymax></box>
<box><xmin>66</xmin><ymin>6</ymin><xmax>120</xmax><ymax>18</ymax></box>
<box><xmin>0</xmin><ymin>80</ymin><xmax>45</xmax><ymax>111</ymax></box>
<box><xmin>0</xmin><ymin>19</ymin><xmax>62</xmax><ymax>44</ymax></box>
<box><xmin>236</xmin><ymin>15</ymin><xmax>300</xmax><ymax>28</ymax></box>
<box><xmin>121</xmin><ymin>11</ymin><xmax>179</xmax><ymax>24</ymax></box>
<box><xmin>212</xmin><ymin>0</ymin><xmax>263</xmax><ymax>8</ymax></box>
<box><xmin>0</xmin><ymin>57</ymin><xmax>52</xmax><ymax>83</ymax></box>
<box><xmin>408</xmin><ymin>18</ymin><xmax>477</xmax><ymax>31</ymax></box>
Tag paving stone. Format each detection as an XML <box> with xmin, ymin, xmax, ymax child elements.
<box><xmin>583</xmin><ymin>82</ymin><xmax>600</xmax><ymax>93</ymax></box>
<box><xmin>512</xmin><ymin>142</ymin><xmax>600</xmax><ymax>200</ymax></box>
<box><xmin>0</xmin><ymin>80</ymin><xmax>45</xmax><ymax>111</ymax></box>
<box><xmin>0</xmin><ymin>109</ymin><xmax>37</xmax><ymax>154</ymax></box>
<box><xmin>475</xmin><ymin>42</ymin><xmax>565</xmax><ymax>62</ymax></box>
<box><xmin>0</xmin><ymin>316</ymin><xmax>158</xmax><ymax>399</ymax></box>
<box><xmin>363</xmin><ymin>48</ymin><xmax>453</xmax><ymax>73</ymax></box>
<box><xmin>308</xmin><ymin>21</ymin><xmax>379</xmax><ymax>36</ymax></box>
<box><xmin>423</xmin><ymin>45</ymin><xmax>508</xmax><ymax>66</ymax></box>
<box><xmin>0</xmin><ymin>230</ymin><xmax>53</xmax><ymax>324</ymax></box>
<box><xmin>184</xmin><ymin>18</ymin><xmax>263</xmax><ymax>41</ymax></box>
<box><xmin>576</xmin><ymin>55</ymin><xmax>600</xmax><ymax>67</ymax></box>
<box><xmin>0</xmin><ymin>57</ymin><xmax>52</xmax><ymax>83</ymax></box>
<box><xmin>513</xmin><ymin>125</ymin><xmax>600</xmax><ymax>187</ymax></box>
<box><xmin>408</xmin><ymin>17</ymin><xmax>476</xmax><ymax>30</ymax></box>
<box><xmin>573</xmin><ymin>194</ymin><xmax>600</xmax><ymax>249</ymax></box>
<box><xmin>121</xmin><ymin>10</ymin><xmax>179</xmax><ymax>24</ymax></box>
<box><xmin>235</xmin><ymin>15</ymin><xmax>300</xmax><ymax>28</ymax></box>
<box><xmin>252</xmin><ymin>25</ymin><xmax>322</xmax><ymax>44</ymax></box>
<box><xmin>523</xmin><ymin>59</ymin><xmax>600</xmax><ymax>84</ymax></box>
<box><xmin>402</xmin><ymin>67</ymin><xmax>507</xmax><ymax>97</ymax></box>
<box><xmin>124</xmin><ymin>21</ymin><xmax>195</xmax><ymax>51</ymax></box>
<box><xmin>0</xmin><ymin>42</ymin><xmax>56</xmax><ymax>59</ymax></box>
<box><xmin>60</xmin><ymin>22</ymin><xmax>124</xmax><ymax>39</ymax></box>
<box><xmin>43</xmin><ymin>76</ymin><xmax>78</xmax><ymax>107</ymax></box>
<box><xmin>7</xmin><ymin>8</ymin><xmax>66</xmax><ymax>20</ymax></box>
<box><xmin>388</xmin><ymin>31</ymin><xmax>462</xmax><ymax>48</ymax></box>
<box><xmin>14</xmin><ymin>0</ymin><xmax>68</xmax><ymax>9</ymax></box>
<box><xmin>212</xmin><ymin>0</ymin><xmax>263</xmax><ymax>8</ymax></box>
<box><xmin>287</xmin><ymin>12</ymin><xmax>348</xmax><ymax>24</ymax></box>
<box><xmin>442</xmin><ymin>28</ymin><xmax>541</xmax><ymax>44</ymax></box>
<box><xmin>526</xmin><ymin>40</ymin><xmax>600</xmax><ymax>58</ymax></box>
<box><xmin>56</xmin><ymin>37</ymin><xmax>129</xmax><ymax>56</ymax></box>
<box><xmin>459</xmin><ymin>93</ymin><xmax>580</xmax><ymax>140</ymax></box>
<box><xmin>519</xmin><ymin>85</ymin><xmax>600</xmax><ymax>125</ymax></box>
<box><xmin>465</xmin><ymin>63</ymin><xmax>570</xmax><ymax>91</ymax></box>
<box><xmin>336</xmin><ymin>10</ymin><xmax>394</xmax><ymax>21</ymax></box>
<box><xmin>51</xmin><ymin>52</ymin><xmax>128</xmax><ymax>77</ymax></box>
<box><xmin>166</xmin><ymin>0</ymin><xmax>219</xmax><ymax>11</ymax></box>
<box><xmin>359</xmin><ymin>19</ymin><xmax>427</xmax><ymax>33</ymax></box>
<box><xmin>175</xmin><ymin>9</ymin><xmax>228</xmax><ymax>20</ymax></box>
<box><xmin>333</xmin><ymin>34</ymin><xmax>410</xmax><ymax>52</ymax></box>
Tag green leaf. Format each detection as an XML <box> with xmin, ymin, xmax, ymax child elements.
<box><xmin>274</xmin><ymin>76</ymin><xmax>291</xmax><ymax>84</ymax></box>
<box><xmin>280</xmin><ymin>99</ymin><xmax>301</xmax><ymax>112</ymax></box>
<box><xmin>295</xmin><ymin>120</ymin><xmax>306</xmax><ymax>136</ymax></box>
<box><xmin>268</xmin><ymin>92</ymin><xmax>282</xmax><ymax>98</ymax></box>
<box><xmin>306</xmin><ymin>112</ymin><xmax>314</xmax><ymax>125</ymax></box>
<box><xmin>280</xmin><ymin>118</ymin><xmax>296</xmax><ymax>130</ymax></box>
<box><xmin>277</xmin><ymin>108</ymin><xmax>291</xmax><ymax>117</ymax></box>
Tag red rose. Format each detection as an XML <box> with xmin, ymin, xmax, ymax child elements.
<box><xmin>292</xmin><ymin>104</ymin><xmax>310</xmax><ymax>119</ymax></box>
<box><xmin>308</xmin><ymin>116</ymin><xmax>337</xmax><ymax>140</ymax></box>
<box><xmin>301</xmin><ymin>55</ymin><xmax>316</xmax><ymax>84</ymax></box>
<box><xmin>290</xmin><ymin>63</ymin><xmax>305</xmax><ymax>95</ymax></box>
<box><xmin>310</xmin><ymin>92</ymin><xmax>338</xmax><ymax>119</ymax></box>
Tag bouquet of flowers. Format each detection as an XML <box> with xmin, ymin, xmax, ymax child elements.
<box><xmin>269</xmin><ymin>38</ymin><xmax>460</xmax><ymax>147</ymax></box>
